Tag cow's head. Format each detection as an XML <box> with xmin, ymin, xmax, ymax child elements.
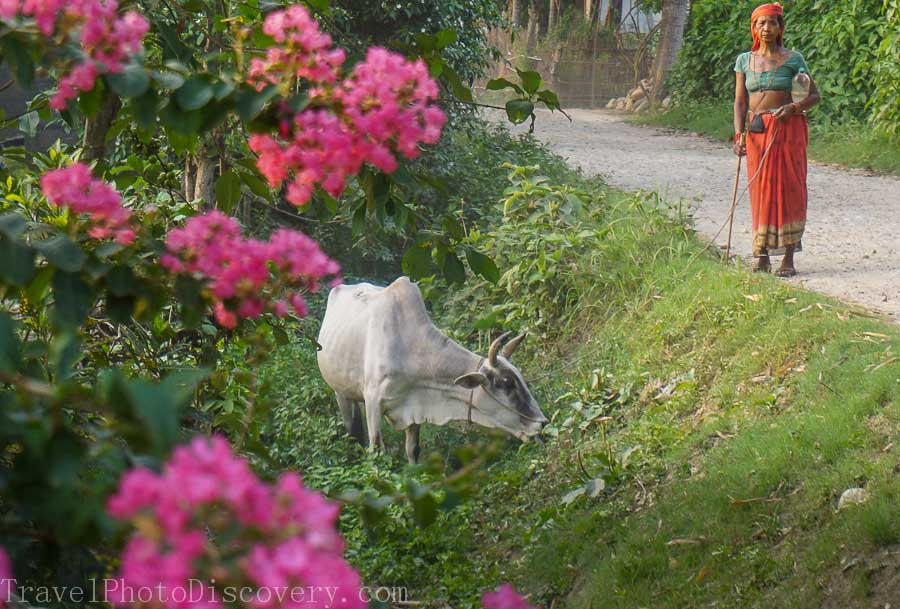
<box><xmin>454</xmin><ymin>332</ymin><xmax>548</xmax><ymax>441</ymax></box>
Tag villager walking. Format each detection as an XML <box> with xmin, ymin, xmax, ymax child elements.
<box><xmin>733</xmin><ymin>2</ymin><xmax>820</xmax><ymax>276</ymax></box>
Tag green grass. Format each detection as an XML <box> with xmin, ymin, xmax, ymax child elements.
<box><xmin>260</xmin><ymin>150</ymin><xmax>900</xmax><ymax>609</ymax></box>
<box><xmin>633</xmin><ymin>98</ymin><xmax>900</xmax><ymax>176</ymax></box>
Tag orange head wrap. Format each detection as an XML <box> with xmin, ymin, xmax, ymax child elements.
<box><xmin>751</xmin><ymin>2</ymin><xmax>784</xmax><ymax>51</ymax></box>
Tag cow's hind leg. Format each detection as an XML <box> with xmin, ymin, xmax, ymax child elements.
<box><xmin>336</xmin><ymin>394</ymin><xmax>367</xmax><ymax>446</ymax></box>
<box><xmin>405</xmin><ymin>424</ymin><xmax>421</xmax><ymax>464</ymax></box>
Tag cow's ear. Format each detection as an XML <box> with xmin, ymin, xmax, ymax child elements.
<box><xmin>454</xmin><ymin>372</ymin><xmax>487</xmax><ymax>389</ymax></box>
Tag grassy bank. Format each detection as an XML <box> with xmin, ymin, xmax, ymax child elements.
<box><xmin>259</xmin><ymin>137</ymin><xmax>900</xmax><ymax>609</ymax></box>
<box><xmin>633</xmin><ymin>99</ymin><xmax>900</xmax><ymax>176</ymax></box>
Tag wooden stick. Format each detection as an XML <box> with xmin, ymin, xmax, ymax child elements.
<box><xmin>724</xmin><ymin>132</ymin><xmax>746</xmax><ymax>263</ymax></box>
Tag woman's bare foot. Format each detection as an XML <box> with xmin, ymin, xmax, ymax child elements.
<box><xmin>776</xmin><ymin>245</ymin><xmax>796</xmax><ymax>277</ymax></box>
<box><xmin>754</xmin><ymin>254</ymin><xmax>771</xmax><ymax>272</ymax></box>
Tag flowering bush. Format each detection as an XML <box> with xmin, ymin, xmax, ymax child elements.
<box><xmin>0</xmin><ymin>0</ymin><xmax>148</xmax><ymax>109</ymax></box>
<box><xmin>247</xmin><ymin>6</ymin><xmax>446</xmax><ymax>206</ymax></box>
<box><xmin>0</xmin><ymin>548</ymin><xmax>12</xmax><ymax>608</ymax></box>
<box><xmin>482</xmin><ymin>584</ymin><xmax>539</xmax><ymax>609</ymax></box>
<box><xmin>107</xmin><ymin>435</ymin><xmax>365</xmax><ymax>609</ymax></box>
<box><xmin>40</xmin><ymin>163</ymin><xmax>137</xmax><ymax>244</ymax></box>
<box><xmin>161</xmin><ymin>211</ymin><xmax>340</xmax><ymax>328</ymax></box>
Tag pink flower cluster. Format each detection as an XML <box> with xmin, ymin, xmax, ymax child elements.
<box><xmin>0</xmin><ymin>548</ymin><xmax>13</xmax><ymax>608</ymax></box>
<box><xmin>40</xmin><ymin>163</ymin><xmax>136</xmax><ymax>244</ymax></box>
<box><xmin>482</xmin><ymin>585</ymin><xmax>539</xmax><ymax>609</ymax></box>
<box><xmin>0</xmin><ymin>0</ymin><xmax>148</xmax><ymax>109</ymax></box>
<box><xmin>107</xmin><ymin>435</ymin><xmax>365</xmax><ymax>609</ymax></box>
<box><xmin>246</xmin><ymin>7</ymin><xmax>446</xmax><ymax>206</ymax></box>
<box><xmin>248</xmin><ymin>5</ymin><xmax>346</xmax><ymax>90</ymax></box>
<box><xmin>161</xmin><ymin>210</ymin><xmax>339</xmax><ymax>328</ymax></box>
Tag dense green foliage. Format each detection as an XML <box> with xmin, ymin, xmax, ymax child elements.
<box><xmin>669</xmin><ymin>0</ymin><xmax>899</xmax><ymax>130</ymax></box>
<box><xmin>264</xmin><ymin>125</ymin><xmax>900</xmax><ymax>609</ymax></box>
<box><xmin>331</xmin><ymin>0</ymin><xmax>502</xmax><ymax>83</ymax></box>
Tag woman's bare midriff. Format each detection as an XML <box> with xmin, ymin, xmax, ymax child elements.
<box><xmin>749</xmin><ymin>90</ymin><xmax>792</xmax><ymax>114</ymax></box>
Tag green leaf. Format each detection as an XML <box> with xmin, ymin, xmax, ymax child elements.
<box><xmin>241</xmin><ymin>173</ymin><xmax>271</xmax><ymax>200</ymax></box>
<box><xmin>351</xmin><ymin>203</ymin><xmax>367</xmax><ymax>236</ymax></box>
<box><xmin>0</xmin><ymin>36</ymin><xmax>35</xmax><ymax>88</ymax></box>
<box><xmin>50</xmin><ymin>332</ymin><xmax>81</xmax><ymax>381</ymax></box>
<box><xmin>18</xmin><ymin>111</ymin><xmax>39</xmax><ymax>137</ymax></box>
<box><xmin>152</xmin><ymin>70</ymin><xmax>186</xmax><ymax>89</ymax></box>
<box><xmin>442</xmin><ymin>216</ymin><xmax>465</xmax><ymax>240</ymax></box>
<box><xmin>0</xmin><ymin>235</ymin><xmax>36</xmax><ymax>286</ymax></box>
<box><xmin>486</xmin><ymin>78</ymin><xmax>524</xmax><ymax>95</ymax></box>
<box><xmin>505</xmin><ymin>99</ymin><xmax>534</xmax><ymax>125</ymax></box>
<box><xmin>435</xmin><ymin>29</ymin><xmax>458</xmax><ymax>50</ymax></box>
<box><xmin>124</xmin><ymin>379</ymin><xmax>181</xmax><ymax>456</ymax></box>
<box><xmin>106</xmin><ymin>64</ymin><xmax>150</xmax><ymax>98</ymax></box>
<box><xmin>0</xmin><ymin>311</ymin><xmax>21</xmax><ymax>373</ymax></box>
<box><xmin>215</xmin><ymin>170</ymin><xmax>242</xmax><ymax>213</ymax></box>
<box><xmin>402</xmin><ymin>244</ymin><xmax>431</xmax><ymax>279</ymax></box>
<box><xmin>465</xmin><ymin>249</ymin><xmax>500</xmax><ymax>283</ymax></box>
<box><xmin>0</xmin><ymin>213</ymin><xmax>26</xmax><ymax>238</ymax></box>
<box><xmin>442</xmin><ymin>251</ymin><xmax>466</xmax><ymax>284</ymax></box>
<box><xmin>52</xmin><ymin>271</ymin><xmax>94</xmax><ymax>328</ymax></box>
<box><xmin>411</xmin><ymin>491</ymin><xmax>438</xmax><ymax>527</ymax></box>
<box><xmin>130</xmin><ymin>89</ymin><xmax>159</xmax><ymax>130</ymax></box>
<box><xmin>33</xmin><ymin>234</ymin><xmax>86</xmax><ymax>272</ymax></box>
<box><xmin>235</xmin><ymin>84</ymin><xmax>278</xmax><ymax>121</ymax></box>
<box><xmin>176</xmin><ymin>77</ymin><xmax>215</xmax><ymax>111</ymax></box>
<box><xmin>106</xmin><ymin>265</ymin><xmax>138</xmax><ymax>296</ymax></box>
<box><xmin>517</xmin><ymin>69</ymin><xmax>542</xmax><ymax>95</ymax></box>
<box><xmin>537</xmin><ymin>89</ymin><xmax>562</xmax><ymax>111</ymax></box>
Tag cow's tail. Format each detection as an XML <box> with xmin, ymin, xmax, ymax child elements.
<box><xmin>351</xmin><ymin>403</ymin><xmax>367</xmax><ymax>446</ymax></box>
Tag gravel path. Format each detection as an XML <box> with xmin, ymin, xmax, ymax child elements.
<box><xmin>504</xmin><ymin>108</ymin><xmax>900</xmax><ymax>320</ymax></box>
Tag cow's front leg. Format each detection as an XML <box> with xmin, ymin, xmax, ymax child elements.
<box><xmin>405</xmin><ymin>424</ymin><xmax>420</xmax><ymax>464</ymax></box>
<box><xmin>363</xmin><ymin>388</ymin><xmax>385</xmax><ymax>450</ymax></box>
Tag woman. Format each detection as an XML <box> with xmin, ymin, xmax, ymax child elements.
<box><xmin>733</xmin><ymin>2</ymin><xmax>820</xmax><ymax>276</ymax></box>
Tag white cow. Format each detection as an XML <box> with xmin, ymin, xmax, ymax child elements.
<box><xmin>316</xmin><ymin>276</ymin><xmax>548</xmax><ymax>463</ymax></box>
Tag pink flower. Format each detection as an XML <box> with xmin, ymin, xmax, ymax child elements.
<box><xmin>1</xmin><ymin>0</ymin><xmax>148</xmax><ymax>107</ymax></box>
<box><xmin>0</xmin><ymin>548</ymin><xmax>14</xmax><ymax>609</ymax></box>
<box><xmin>40</xmin><ymin>163</ymin><xmax>136</xmax><ymax>244</ymax></box>
<box><xmin>108</xmin><ymin>436</ymin><xmax>366</xmax><ymax>609</ymax></box>
<box><xmin>162</xmin><ymin>211</ymin><xmax>339</xmax><ymax>328</ymax></box>
<box><xmin>482</xmin><ymin>585</ymin><xmax>539</xmax><ymax>609</ymax></box>
<box><xmin>244</xmin><ymin>12</ymin><xmax>446</xmax><ymax>206</ymax></box>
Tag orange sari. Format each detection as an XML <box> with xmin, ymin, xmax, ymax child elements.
<box><xmin>746</xmin><ymin>111</ymin><xmax>808</xmax><ymax>256</ymax></box>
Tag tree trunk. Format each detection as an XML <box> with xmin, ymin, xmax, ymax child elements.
<box><xmin>605</xmin><ymin>0</ymin><xmax>624</xmax><ymax>30</ymax></box>
<box><xmin>584</xmin><ymin>0</ymin><xmax>592</xmax><ymax>22</ymax></box>
<box><xmin>81</xmin><ymin>90</ymin><xmax>121</xmax><ymax>164</ymax></box>
<box><xmin>525</xmin><ymin>2</ymin><xmax>539</xmax><ymax>52</ymax></box>
<box><xmin>509</xmin><ymin>0</ymin><xmax>520</xmax><ymax>29</ymax></box>
<box><xmin>650</xmin><ymin>0</ymin><xmax>689</xmax><ymax>105</ymax></box>
<box><xmin>192</xmin><ymin>130</ymin><xmax>223</xmax><ymax>211</ymax></box>
<box><xmin>183</xmin><ymin>157</ymin><xmax>197</xmax><ymax>202</ymax></box>
<box><xmin>547</xmin><ymin>0</ymin><xmax>558</xmax><ymax>33</ymax></box>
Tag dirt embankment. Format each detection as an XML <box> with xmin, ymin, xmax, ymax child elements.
<box><xmin>500</xmin><ymin>108</ymin><xmax>900</xmax><ymax>321</ymax></box>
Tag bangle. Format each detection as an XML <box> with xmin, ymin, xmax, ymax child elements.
<box><xmin>734</xmin><ymin>133</ymin><xmax>744</xmax><ymax>143</ymax></box>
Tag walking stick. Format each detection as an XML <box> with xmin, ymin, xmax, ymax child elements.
<box><xmin>724</xmin><ymin>132</ymin><xmax>746</xmax><ymax>264</ymax></box>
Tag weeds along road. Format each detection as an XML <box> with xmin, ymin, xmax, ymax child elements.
<box><xmin>499</xmin><ymin>108</ymin><xmax>900</xmax><ymax>321</ymax></box>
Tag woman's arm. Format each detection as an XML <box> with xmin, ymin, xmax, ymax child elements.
<box><xmin>733</xmin><ymin>72</ymin><xmax>748</xmax><ymax>156</ymax></box>
<box><xmin>774</xmin><ymin>75</ymin><xmax>821</xmax><ymax>120</ymax></box>
<box><xmin>795</xmin><ymin>75</ymin><xmax>820</xmax><ymax>111</ymax></box>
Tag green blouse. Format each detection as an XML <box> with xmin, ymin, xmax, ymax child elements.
<box><xmin>734</xmin><ymin>50</ymin><xmax>809</xmax><ymax>93</ymax></box>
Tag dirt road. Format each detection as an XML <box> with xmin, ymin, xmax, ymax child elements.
<box><xmin>506</xmin><ymin>108</ymin><xmax>900</xmax><ymax>320</ymax></box>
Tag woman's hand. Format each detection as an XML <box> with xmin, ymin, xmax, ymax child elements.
<box><xmin>733</xmin><ymin>134</ymin><xmax>746</xmax><ymax>157</ymax></box>
<box><xmin>773</xmin><ymin>103</ymin><xmax>798</xmax><ymax>121</ymax></box>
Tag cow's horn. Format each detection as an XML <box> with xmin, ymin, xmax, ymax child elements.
<box><xmin>501</xmin><ymin>333</ymin><xmax>526</xmax><ymax>360</ymax></box>
<box><xmin>488</xmin><ymin>331</ymin><xmax>512</xmax><ymax>366</ymax></box>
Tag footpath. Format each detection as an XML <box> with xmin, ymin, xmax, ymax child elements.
<box><xmin>504</xmin><ymin>108</ymin><xmax>900</xmax><ymax>320</ymax></box>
